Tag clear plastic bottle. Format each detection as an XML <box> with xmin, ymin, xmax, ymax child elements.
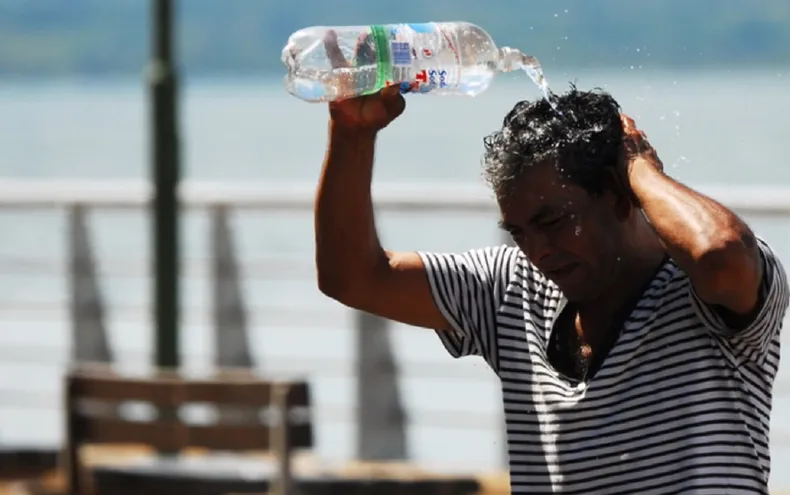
<box><xmin>281</xmin><ymin>22</ymin><xmax>549</xmax><ymax>103</ymax></box>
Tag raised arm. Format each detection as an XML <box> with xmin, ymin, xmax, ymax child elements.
<box><xmin>315</xmin><ymin>31</ymin><xmax>518</xmax><ymax>357</ymax></box>
<box><xmin>314</xmin><ymin>30</ymin><xmax>447</xmax><ymax>330</ymax></box>
<box><xmin>315</xmin><ymin>116</ymin><xmax>451</xmax><ymax>330</ymax></box>
<box><xmin>622</xmin><ymin>115</ymin><xmax>789</xmax><ymax>361</ymax></box>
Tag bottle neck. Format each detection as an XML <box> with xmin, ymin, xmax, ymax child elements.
<box><xmin>498</xmin><ymin>47</ymin><xmax>539</xmax><ymax>73</ymax></box>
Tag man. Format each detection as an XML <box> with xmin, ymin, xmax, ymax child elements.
<box><xmin>314</xmin><ymin>50</ymin><xmax>789</xmax><ymax>491</ymax></box>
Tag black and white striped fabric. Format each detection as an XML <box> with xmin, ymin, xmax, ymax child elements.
<box><xmin>419</xmin><ymin>238</ymin><xmax>788</xmax><ymax>494</ymax></box>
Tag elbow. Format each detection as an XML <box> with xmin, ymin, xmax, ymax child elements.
<box><xmin>316</xmin><ymin>255</ymin><xmax>388</xmax><ymax>309</ymax></box>
<box><xmin>696</xmin><ymin>229</ymin><xmax>757</xmax><ymax>272</ymax></box>
<box><xmin>317</xmin><ymin>269</ymin><xmax>351</xmax><ymax>303</ymax></box>
<box><xmin>693</xmin><ymin>229</ymin><xmax>761</xmax><ymax>301</ymax></box>
<box><xmin>316</xmin><ymin>264</ymin><xmax>369</xmax><ymax>309</ymax></box>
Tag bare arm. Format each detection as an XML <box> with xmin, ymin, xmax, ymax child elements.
<box><xmin>631</xmin><ymin>164</ymin><xmax>761</xmax><ymax>319</ymax></box>
<box><xmin>315</xmin><ymin>121</ymin><xmax>451</xmax><ymax>330</ymax></box>
<box><xmin>624</xmin><ymin>116</ymin><xmax>762</xmax><ymax>321</ymax></box>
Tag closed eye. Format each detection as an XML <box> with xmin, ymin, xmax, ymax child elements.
<box><xmin>538</xmin><ymin>215</ymin><xmax>566</xmax><ymax>228</ymax></box>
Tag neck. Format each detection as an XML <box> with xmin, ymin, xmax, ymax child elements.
<box><xmin>578</xmin><ymin>224</ymin><xmax>665</xmax><ymax>321</ymax></box>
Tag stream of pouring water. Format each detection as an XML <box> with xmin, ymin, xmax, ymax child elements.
<box><xmin>518</xmin><ymin>54</ymin><xmax>561</xmax><ymax>113</ymax></box>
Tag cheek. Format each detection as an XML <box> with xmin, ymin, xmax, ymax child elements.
<box><xmin>555</xmin><ymin>216</ymin><xmax>610</xmax><ymax>261</ymax></box>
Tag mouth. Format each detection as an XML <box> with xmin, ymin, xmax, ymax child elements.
<box><xmin>545</xmin><ymin>263</ymin><xmax>579</xmax><ymax>280</ymax></box>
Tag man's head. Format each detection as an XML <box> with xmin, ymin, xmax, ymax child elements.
<box><xmin>483</xmin><ymin>86</ymin><xmax>637</xmax><ymax>301</ymax></box>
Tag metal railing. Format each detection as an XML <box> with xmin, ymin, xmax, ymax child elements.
<box><xmin>3</xmin><ymin>179</ymin><xmax>790</xmax><ymax>465</ymax></box>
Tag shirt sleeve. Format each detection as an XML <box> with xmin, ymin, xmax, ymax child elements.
<box><xmin>417</xmin><ymin>245</ymin><xmax>520</xmax><ymax>369</ymax></box>
<box><xmin>689</xmin><ymin>237</ymin><xmax>790</xmax><ymax>363</ymax></box>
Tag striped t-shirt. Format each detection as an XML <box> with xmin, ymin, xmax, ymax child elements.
<box><xmin>419</xmin><ymin>238</ymin><xmax>789</xmax><ymax>494</ymax></box>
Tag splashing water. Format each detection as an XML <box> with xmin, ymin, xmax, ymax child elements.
<box><xmin>521</xmin><ymin>58</ymin><xmax>559</xmax><ymax>112</ymax></box>
<box><xmin>500</xmin><ymin>47</ymin><xmax>560</xmax><ymax>114</ymax></box>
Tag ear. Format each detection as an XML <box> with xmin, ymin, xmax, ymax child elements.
<box><xmin>604</xmin><ymin>168</ymin><xmax>634</xmax><ymax>221</ymax></box>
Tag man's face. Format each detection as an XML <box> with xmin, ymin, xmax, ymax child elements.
<box><xmin>497</xmin><ymin>162</ymin><xmax>627</xmax><ymax>301</ymax></box>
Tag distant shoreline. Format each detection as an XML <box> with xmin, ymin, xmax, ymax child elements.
<box><xmin>0</xmin><ymin>66</ymin><xmax>785</xmax><ymax>87</ymax></box>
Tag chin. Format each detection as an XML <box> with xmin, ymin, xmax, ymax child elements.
<box><xmin>555</xmin><ymin>282</ymin><xmax>597</xmax><ymax>303</ymax></box>
<box><xmin>560</xmin><ymin>288</ymin><xmax>585</xmax><ymax>302</ymax></box>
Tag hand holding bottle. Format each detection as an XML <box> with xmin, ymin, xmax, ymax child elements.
<box><xmin>323</xmin><ymin>29</ymin><xmax>406</xmax><ymax>133</ymax></box>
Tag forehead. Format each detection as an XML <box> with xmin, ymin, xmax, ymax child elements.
<box><xmin>498</xmin><ymin>163</ymin><xmax>589</xmax><ymax>222</ymax></box>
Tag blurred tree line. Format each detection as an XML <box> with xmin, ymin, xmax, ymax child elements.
<box><xmin>0</xmin><ymin>0</ymin><xmax>787</xmax><ymax>76</ymax></box>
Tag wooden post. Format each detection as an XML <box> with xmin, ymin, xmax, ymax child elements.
<box><xmin>271</xmin><ymin>383</ymin><xmax>294</xmax><ymax>495</ymax></box>
<box><xmin>210</xmin><ymin>206</ymin><xmax>257</xmax><ymax>424</ymax></box>
<box><xmin>149</xmin><ymin>0</ymin><xmax>181</xmax><ymax>371</ymax></box>
<box><xmin>68</xmin><ymin>205</ymin><xmax>113</xmax><ymax>365</ymax></box>
<box><xmin>355</xmin><ymin>311</ymin><xmax>408</xmax><ymax>460</ymax></box>
<box><xmin>211</xmin><ymin>206</ymin><xmax>254</xmax><ymax>369</ymax></box>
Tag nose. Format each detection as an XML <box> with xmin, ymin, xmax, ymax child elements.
<box><xmin>523</xmin><ymin>230</ymin><xmax>554</xmax><ymax>267</ymax></box>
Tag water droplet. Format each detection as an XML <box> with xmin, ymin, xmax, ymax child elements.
<box><xmin>564</xmin><ymin>9</ymin><xmax>569</xmax><ymax>13</ymax></box>
<box><xmin>553</xmin><ymin>13</ymin><xmax>559</xmax><ymax>17</ymax></box>
<box><xmin>672</xmin><ymin>156</ymin><xmax>690</xmax><ymax>169</ymax></box>
<box><xmin>636</xmin><ymin>48</ymin><xmax>641</xmax><ymax>53</ymax></box>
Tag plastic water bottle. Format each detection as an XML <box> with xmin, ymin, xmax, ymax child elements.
<box><xmin>281</xmin><ymin>22</ymin><xmax>551</xmax><ymax>103</ymax></box>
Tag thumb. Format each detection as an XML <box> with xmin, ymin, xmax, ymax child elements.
<box><xmin>380</xmin><ymin>85</ymin><xmax>406</xmax><ymax>119</ymax></box>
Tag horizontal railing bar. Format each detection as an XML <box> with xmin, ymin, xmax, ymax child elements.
<box><xmin>0</xmin><ymin>302</ymin><xmax>346</xmax><ymax>328</ymax></box>
<box><xmin>1</xmin><ymin>179</ymin><xmax>790</xmax><ymax>215</ymax></box>
<box><xmin>0</xmin><ymin>388</ymin><xmax>498</xmax><ymax>429</ymax></box>
<box><xmin>0</xmin><ymin>345</ymin><xmax>488</xmax><ymax>380</ymax></box>
<box><xmin>0</xmin><ymin>256</ymin><xmax>315</xmax><ymax>278</ymax></box>
<box><xmin>0</xmin><ymin>180</ymin><xmax>493</xmax><ymax>211</ymax></box>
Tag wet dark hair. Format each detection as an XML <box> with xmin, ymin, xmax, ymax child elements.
<box><xmin>482</xmin><ymin>85</ymin><xmax>624</xmax><ymax>200</ymax></box>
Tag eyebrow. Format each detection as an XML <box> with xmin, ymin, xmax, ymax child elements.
<box><xmin>499</xmin><ymin>205</ymin><xmax>565</xmax><ymax>232</ymax></box>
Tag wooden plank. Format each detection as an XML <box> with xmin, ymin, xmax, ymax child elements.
<box><xmin>68</xmin><ymin>371</ymin><xmax>310</xmax><ymax>408</ymax></box>
<box><xmin>72</xmin><ymin>416</ymin><xmax>313</xmax><ymax>451</ymax></box>
<box><xmin>72</xmin><ymin>416</ymin><xmax>184</xmax><ymax>451</ymax></box>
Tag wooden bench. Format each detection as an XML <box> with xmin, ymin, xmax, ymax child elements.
<box><xmin>63</xmin><ymin>366</ymin><xmax>312</xmax><ymax>495</ymax></box>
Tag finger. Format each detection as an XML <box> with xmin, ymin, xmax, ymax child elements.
<box><xmin>620</xmin><ymin>114</ymin><xmax>637</xmax><ymax>131</ymax></box>
<box><xmin>353</xmin><ymin>33</ymin><xmax>375</xmax><ymax>66</ymax></box>
<box><xmin>380</xmin><ymin>84</ymin><xmax>401</xmax><ymax>98</ymax></box>
<box><xmin>323</xmin><ymin>29</ymin><xmax>349</xmax><ymax>69</ymax></box>
<box><xmin>381</xmin><ymin>87</ymin><xmax>406</xmax><ymax>118</ymax></box>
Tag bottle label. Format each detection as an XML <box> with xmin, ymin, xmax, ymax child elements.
<box><xmin>366</xmin><ymin>22</ymin><xmax>459</xmax><ymax>95</ymax></box>
<box><xmin>386</xmin><ymin>23</ymin><xmax>458</xmax><ymax>94</ymax></box>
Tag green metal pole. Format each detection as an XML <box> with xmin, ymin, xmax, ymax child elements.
<box><xmin>149</xmin><ymin>0</ymin><xmax>180</xmax><ymax>370</ymax></box>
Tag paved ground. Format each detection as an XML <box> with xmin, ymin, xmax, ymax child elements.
<box><xmin>0</xmin><ymin>446</ymin><xmax>508</xmax><ymax>495</ymax></box>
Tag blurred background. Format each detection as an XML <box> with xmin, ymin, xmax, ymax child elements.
<box><xmin>0</xmin><ymin>0</ymin><xmax>788</xmax><ymax>491</ymax></box>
